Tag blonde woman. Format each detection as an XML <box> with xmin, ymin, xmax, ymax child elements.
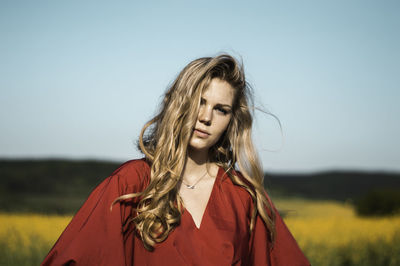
<box><xmin>42</xmin><ymin>54</ymin><xmax>310</xmax><ymax>265</ymax></box>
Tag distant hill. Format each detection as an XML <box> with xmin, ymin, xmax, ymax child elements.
<box><xmin>0</xmin><ymin>158</ymin><xmax>120</xmax><ymax>196</ymax></box>
<box><xmin>0</xmin><ymin>158</ymin><xmax>120</xmax><ymax>214</ymax></box>
<box><xmin>265</xmin><ymin>171</ymin><xmax>400</xmax><ymax>201</ymax></box>
<box><xmin>1</xmin><ymin>158</ymin><xmax>399</xmax><ymax>214</ymax></box>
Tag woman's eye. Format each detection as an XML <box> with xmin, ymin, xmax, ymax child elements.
<box><xmin>216</xmin><ymin>107</ymin><xmax>228</xmax><ymax>115</ymax></box>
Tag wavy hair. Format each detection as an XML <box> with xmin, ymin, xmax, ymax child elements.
<box><xmin>113</xmin><ymin>54</ymin><xmax>276</xmax><ymax>250</ymax></box>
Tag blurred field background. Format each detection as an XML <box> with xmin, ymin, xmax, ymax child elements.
<box><xmin>1</xmin><ymin>159</ymin><xmax>399</xmax><ymax>266</ymax></box>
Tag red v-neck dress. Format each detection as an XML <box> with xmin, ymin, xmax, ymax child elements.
<box><xmin>42</xmin><ymin>159</ymin><xmax>310</xmax><ymax>266</ymax></box>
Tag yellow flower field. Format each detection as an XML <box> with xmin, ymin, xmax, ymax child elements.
<box><xmin>275</xmin><ymin>199</ymin><xmax>400</xmax><ymax>266</ymax></box>
<box><xmin>276</xmin><ymin>199</ymin><xmax>400</xmax><ymax>246</ymax></box>
<box><xmin>0</xmin><ymin>213</ymin><xmax>71</xmax><ymax>266</ymax></box>
<box><xmin>0</xmin><ymin>199</ymin><xmax>399</xmax><ymax>266</ymax></box>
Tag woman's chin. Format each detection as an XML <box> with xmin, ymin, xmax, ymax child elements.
<box><xmin>188</xmin><ymin>141</ymin><xmax>212</xmax><ymax>154</ymax></box>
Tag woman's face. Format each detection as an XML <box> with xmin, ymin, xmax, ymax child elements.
<box><xmin>189</xmin><ymin>78</ymin><xmax>234</xmax><ymax>152</ymax></box>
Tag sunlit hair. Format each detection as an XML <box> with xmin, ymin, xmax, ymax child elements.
<box><xmin>113</xmin><ymin>54</ymin><xmax>276</xmax><ymax>250</ymax></box>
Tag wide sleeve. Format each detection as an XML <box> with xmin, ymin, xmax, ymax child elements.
<box><xmin>249</xmin><ymin>195</ymin><xmax>310</xmax><ymax>266</ymax></box>
<box><xmin>41</xmin><ymin>159</ymin><xmax>149</xmax><ymax>266</ymax></box>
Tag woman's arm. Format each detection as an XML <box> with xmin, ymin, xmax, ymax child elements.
<box><xmin>41</xmin><ymin>159</ymin><xmax>149</xmax><ymax>266</ymax></box>
<box><xmin>249</xmin><ymin>195</ymin><xmax>310</xmax><ymax>266</ymax></box>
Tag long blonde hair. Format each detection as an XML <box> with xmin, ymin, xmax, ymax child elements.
<box><xmin>113</xmin><ymin>54</ymin><xmax>275</xmax><ymax>250</ymax></box>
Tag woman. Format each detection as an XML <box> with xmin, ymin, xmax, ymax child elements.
<box><xmin>42</xmin><ymin>54</ymin><xmax>310</xmax><ymax>265</ymax></box>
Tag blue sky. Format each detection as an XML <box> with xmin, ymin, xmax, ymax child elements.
<box><xmin>1</xmin><ymin>0</ymin><xmax>399</xmax><ymax>173</ymax></box>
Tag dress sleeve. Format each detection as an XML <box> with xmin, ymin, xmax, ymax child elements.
<box><xmin>41</xmin><ymin>160</ymin><xmax>149</xmax><ymax>266</ymax></box>
<box><xmin>249</xmin><ymin>195</ymin><xmax>310</xmax><ymax>266</ymax></box>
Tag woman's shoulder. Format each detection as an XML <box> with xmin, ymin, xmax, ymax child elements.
<box><xmin>224</xmin><ymin>168</ymin><xmax>254</xmax><ymax>193</ymax></box>
<box><xmin>109</xmin><ymin>158</ymin><xmax>151</xmax><ymax>192</ymax></box>
<box><xmin>220</xmin><ymin>168</ymin><xmax>255</xmax><ymax>206</ymax></box>
<box><xmin>222</xmin><ymin>167</ymin><xmax>274</xmax><ymax>209</ymax></box>
<box><xmin>111</xmin><ymin>157</ymin><xmax>150</xmax><ymax>175</ymax></box>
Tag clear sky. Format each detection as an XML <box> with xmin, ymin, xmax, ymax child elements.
<box><xmin>1</xmin><ymin>0</ymin><xmax>399</xmax><ymax>173</ymax></box>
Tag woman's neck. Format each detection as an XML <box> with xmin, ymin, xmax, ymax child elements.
<box><xmin>187</xmin><ymin>147</ymin><xmax>208</xmax><ymax>165</ymax></box>
<box><xmin>183</xmin><ymin>148</ymin><xmax>210</xmax><ymax>183</ymax></box>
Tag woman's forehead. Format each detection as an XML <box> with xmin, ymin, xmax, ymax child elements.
<box><xmin>202</xmin><ymin>79</ymin><xmax>234</xmax><ymax>106</ymax></box>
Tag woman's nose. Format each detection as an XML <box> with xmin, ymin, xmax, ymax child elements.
<box><xmin>199</xmin><ymin>105</ymin><xmax>212</xmax><ymax>125</ymax></box>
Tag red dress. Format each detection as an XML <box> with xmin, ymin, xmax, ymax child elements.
<box><xmin>42</xmin><ymin>159</ymin><xmax>310</xmax><ymax>266</ymax></box>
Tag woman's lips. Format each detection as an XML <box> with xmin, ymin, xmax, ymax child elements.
<box><xmin>194</xmin><ymin>129</ymin><xmax>210</xmax><ymax>138</ymax></box>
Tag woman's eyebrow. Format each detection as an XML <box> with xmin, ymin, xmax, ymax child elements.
<box><xmin>215</xmin><ymin>103</ymin><xmax>232</xmax><ymax>109</ymax></box>
<box><xmin>201</xmin><ymin>97</ymin><xmax>232</xmax><ymax>108</ymax></box>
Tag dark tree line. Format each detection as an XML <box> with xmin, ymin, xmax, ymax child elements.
<box><xmin>1</xmin><ymin>159</ymin><xmax>400</xmax><ymax>216</ymax></box>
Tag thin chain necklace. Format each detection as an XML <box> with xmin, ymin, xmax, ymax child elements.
<box><xmin>182</xmin><ymin>169</ymin><xmax>208</xmax><ymax>189</ymax></box>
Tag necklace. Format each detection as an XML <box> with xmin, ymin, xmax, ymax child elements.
<box><xmin>182</xmin><ymin>170</ymin><xmax>208</xmax><ymax>189</ymax></box>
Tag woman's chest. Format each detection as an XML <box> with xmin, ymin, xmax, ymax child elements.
<box><xmin>133</xmin><ymin>184</ymin><xmax>252</xmax><ymax>265</ymax></box>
